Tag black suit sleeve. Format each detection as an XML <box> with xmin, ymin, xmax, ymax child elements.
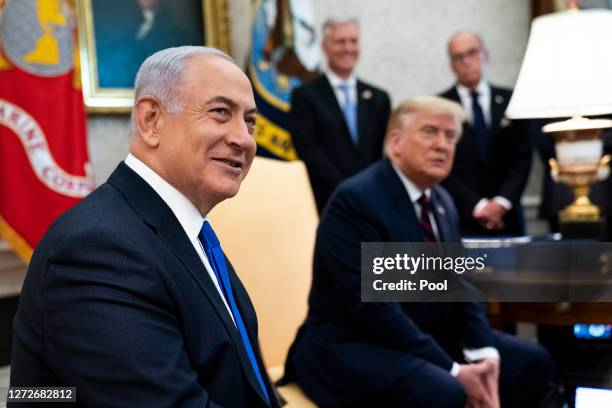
<box><xmin>496</xmin><ymin>119</ymin><xmax>532</xmax><ymax>203</ymax></box>
<box><xmin>377</xmin><ymin>92</ymin><xmax>391</xmax><ymax>149</ymax></box>
<box><xmin>288</xmin><ymin>88</ymin><xmax>345</xmax><ymax>191</ymax></box>
<box><xmin>442</xmin><ymin>174</ymin><xmax>483</xmax><ymax>220</ymax></box>
<box><xmin>316</xmin><ymin>187</ymin><xmax>455</xmax><ymax>370</ymax></box>
<box><xmin>455</xmin><ymin>303</ymin><xmax>495</xmax><ymax>350</ymax></box>
<box><xmin>41</xmin><ymin>231</ymin><xmax>223</xmax><ymax>408</ymax></box>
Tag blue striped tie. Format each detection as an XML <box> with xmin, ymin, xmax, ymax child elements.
<box><xmin>339</xmin><ymin>83</ymin><xmax>359</xmax><ymax>145</ymax></box>
<box><xmin>198</xmin><ymin>221</ymin><xmax>270</xmax><ymax>404</ymax></box>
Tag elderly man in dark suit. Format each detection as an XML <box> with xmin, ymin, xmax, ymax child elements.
<box><xmin>440</xmin><ymin>32</ymin><xmax>532</xmax><ymax>237</ymax></box>
<box><xmin>10</xmin><ymin>46</ymin><xmax>278</xmax><ymax>408</ymax></box>
<box><xmin>288</xmin><ymin>17</ymin><xmax>391</xmax><ymax>213</ymax></box>
<box><xmin>282</xmin><ymin>96</ymin><xmax>554</xmax><ymax>407</ymax></box>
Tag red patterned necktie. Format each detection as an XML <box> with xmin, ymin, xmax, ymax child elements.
<box><xmin>417</xmin><ymin>194</ymin><xmax>437</xmax><ymax>242</ymax></box>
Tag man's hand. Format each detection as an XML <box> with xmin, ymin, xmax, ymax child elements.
<box><xmin>456</xmin><ymin>361</ymin><xmax>498</xmax><ymax>408</ymax></box>
<box><xmin>480</xmin><ymin>358</ymin><xmax>500</xmax><ymax>408</ymax></box>
<box><xmin>473</xmin><ymin>201</ymin><xmax>506</xmax><ymax>231</ymax></box>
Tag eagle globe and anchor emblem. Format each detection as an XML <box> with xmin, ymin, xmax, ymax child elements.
<box><xmin>0</xmin><ymin>0</ymin><xmax>94</xmax><ymax>198</ymax></box>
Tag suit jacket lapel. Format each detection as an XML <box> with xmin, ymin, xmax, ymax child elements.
<box><xmin>431</xmin><ymin>189</ymin><xmax>451</xmax><ymax>242</ymax></box>
<box><xmin>158</xmin><ymin>222</ymin><xmax>271</xmax><ymax>406</ymax></box>
<box><xmin>489</xmin><ymin>87</ymin><xmax>506</xmax><ymax>143</ymax></box>
<box><xmin>444</xmin><ymin>86</ymin><xmax>487</xmax><ymax>165</ymax></box>
<box><xmin>108</xmin><ymin>163</ymin><xmax>271</xmax><ymax>406</ymax></box>
<box><xmin>444</xmin><ymin>86</ymin><xmax>461</xmax><ymax>104</ymax></box>
<box><xmin>356</xmin><ymin>81</ymin><xmax>374</xmax><ymax>161</ymax></box>
<box><xmin>320</xmin><ymin>76</ymin><xmax>352</xmax><ymax>140</ymax></box>
<box><xmin>320</xmin><ymin>76</ymin><xmax>362</xmax><ymax>157</ymax></box>
<box><xmin>377</xmin><ymin>159</ymin><xmax>423</xmax><ymax>242</ymax></box>
<box><xmin>225</xmin><ymin>259</ymin><xmax>275</xmax><ymax>406</ymax></box>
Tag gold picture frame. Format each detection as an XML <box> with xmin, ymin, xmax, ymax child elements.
<box><xmin>75</xmin><ymin>0</ymin><xmax>231</xmax><ymax>113</ymax></box>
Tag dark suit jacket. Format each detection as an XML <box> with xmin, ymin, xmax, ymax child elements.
<box><xmin>288</xmin><ymin>75</ymin><xmax>391</xmax><ymax>213</ymax></box>
<box><xmin>282</xmin><ymin>159</ymin><xmax>493</xmax><ymax>405</ymax></box>
<box><xmin>10</xmin><ymin>163</ymin><xmax>278</xmax><ymax>408</ymax></box>
<box><xmin>440</xmin><ymin>85</ymin><xmax>532</xmax><ymax>236</ymax></box>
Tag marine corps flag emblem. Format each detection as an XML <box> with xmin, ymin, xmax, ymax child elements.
<box><xmin>0</xmin><ymin>0</ymin><xmax>94</xmax><ymax>262</ymax></box>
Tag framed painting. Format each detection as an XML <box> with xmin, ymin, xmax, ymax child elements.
<box><xmin>75</xmin><ymin>0</ymin><xmax>230</xmax><ymax>113</ymax></box>
<box><xmin>532</xmin><ymin>0</ymin><xmax>612</xmax><ymax>17</ymax></box>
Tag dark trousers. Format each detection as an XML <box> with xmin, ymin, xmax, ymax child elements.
<box><xmin>324</xmin><ymin>330</ymin><xmax>555</xmax><ymax>408</ymax></box>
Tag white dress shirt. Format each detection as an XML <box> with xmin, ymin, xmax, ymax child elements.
<box><xmin>455</xmin><ymin>80</ymin><xmax>512</xmax><ymax>212</ymax></box>
<box><xmin>325</xmin><ymin>69</ymin><xmax>357</xmax><ymax>109</ymax></box>
<box><xmin>125</xmin><ymin>154</ymin><xmax>236</xmax><ymax>325</ymax></box>
<box><xmin>391</xmin><ymin>162</ymin><xmax>500</xmax><ymax>376</ymax></box>
<box><xmin>456</xmin><ymin>78</ymin><xmax>491</xmax><ymax>128</ymax></box>
<box><xmin>391</xmin><ymin>162</ymin><xmax>440</xmax><ymax>241</ymax></box>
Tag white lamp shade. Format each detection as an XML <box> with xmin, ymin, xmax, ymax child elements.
<box><xmin>506</xmin><ymin>9</ymin><xmax>612</xmax><ymax>119</ymax></box>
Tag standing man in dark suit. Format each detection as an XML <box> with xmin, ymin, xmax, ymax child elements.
<box><xmin>440</xmin><ymin>32</ymin><xmax>532</xmax><ymax>236</ymax></box>
<box><xmin>10</xmin><ymin>46</ymin><xmax>278</xmax><ymax>408</ymax></box>
<box><xmin>288</xmin><ymin>17</ymin><xmax>391</xmax><ymax>213</ymax></box>
<box><xmin>282</xmin><ymin>97</ymin><xmax>554</xmax><ymax>407</ymax></box>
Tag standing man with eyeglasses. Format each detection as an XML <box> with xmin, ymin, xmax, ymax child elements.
<box><xmin>440</xmin><ymin>32</ymin><xmax>532</xmax><ymax>237</ymax></box>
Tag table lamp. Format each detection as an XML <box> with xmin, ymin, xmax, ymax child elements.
<box><xmin>506</xmin><ymin>8</ymin><xmax>612</xmax><ymax>224</ymax></box>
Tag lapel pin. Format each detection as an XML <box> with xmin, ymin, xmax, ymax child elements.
<box><xmin>495</xmin><ymin>95</ymin><xmax>504</xmax><ymax>104</ymax></box>
<box><xmin>361</xmin><ymin>89</ymin><xmax>372</xmax><ymax>99</ymax></box>
<box><xmin>437</xmin><ymin>206</ymin><xmax>445</xmax><ymax>216</ymax></box>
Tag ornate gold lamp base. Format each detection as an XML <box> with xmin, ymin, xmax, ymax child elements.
<box><xmin>544</xmin><ymin>116</ymin><xmax>612</xmax><ymax>238</ymax></box>
<box><xmin>550</xmin><ymin>156</ymin><xmax>610</xmax><ymax>223</ymax></box>
<box><xmin>559</xmin><ymin>188</ymin><xmax>600</xmax><ymax>223</ymax></box>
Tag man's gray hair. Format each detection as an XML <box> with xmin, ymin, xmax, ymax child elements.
<box><xmin>322</xmin><ymin>16</ymin><xmax>359</xmax><ymax>41</ymax></box>
<box><xmin>447</xmin><ymin>31</ymin><xmax>486</xmax><ymax>57</ymax></box>
<box><xmin>130</xmin><ymin>45</ymin><xmax>235</xmax><ymax>136</ymax></box>
<box><xmin>385</xmin><ymin>95</ymin><xmax>468</xmax><ymax>146</ymax></box>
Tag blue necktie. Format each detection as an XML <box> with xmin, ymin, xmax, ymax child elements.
<box><xmin>339</xmin><ymin>83</ymin><xmax>359</xmax><ymax>145</ymax></box>
<box><xmin>198</xmin><ymin>221</ymin><xmax>270</xmax><ymax>405</ymax></box>
<box><xmin>470</xmin><ymin>91</ymin><xmax>488</xmax><ymax>159</ymax></box>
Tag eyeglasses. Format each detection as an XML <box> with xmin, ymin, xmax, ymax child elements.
<box><xmin>450</xmin><ymin>47</ymin><xmax>481</xmax><ymax>64</ymax></box>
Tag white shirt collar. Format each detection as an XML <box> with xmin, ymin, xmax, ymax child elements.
<box><xmin>325</xmin><ymin>68</ymin><xmax>357</xmax><ymax>89</ymax></box>
<box><xmin>124</xmin><ymin>154</ymin><xmax>205</xmax><ymax>242</ymax></box>
<box><xmin>456</xmin><ymin>77</ymin><xmax>489</xmax><ymax>101</ymax></box>
<box><xmin>390</xmin><ymin>161</ymin><xmax>431</xmax><ymax>204</ymax></box>
<box><xmin>455</xmin><ymin>78</ymin><xmax>491</xmax><ymax>125</ymax></box>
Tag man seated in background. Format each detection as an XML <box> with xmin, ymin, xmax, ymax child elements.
<box><xmin>282</xmin><ymin>96</ymin><xmax>554</xmax><ymax>407</ymax></box>
<box><xmin>440</xmin><ymin>31</ymin><xmax>532</xmax><ymax>237</ymax></box>
<box><xmin>288</xmin><ymin>17</ymin><xmax>391</xmax><ymax>214</ymax></box>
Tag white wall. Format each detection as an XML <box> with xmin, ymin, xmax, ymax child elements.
<box><xmin>230</xmin><ymin>0</ymin><xmax>530</xmax><ymax>103</ymax></box>
<box><xmin>87</xmin><ymin>0</ymin><xmax>532</xmax><ymax>183</ymax></box>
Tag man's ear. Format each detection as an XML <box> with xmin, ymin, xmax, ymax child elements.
<box><xmin>321</xmin><ymin>38</ymin><xmax>330</xmax><ymax>56</ymax></box>
<box><xmin>387</xmin><ymin>129</ymin><xmax>401</xmax><ymax>157</ymax></box>
<box><xmin>481</xmin><ymin>48</ymin><xmax>490</xmax><ymax>64</ymax></box>
<box><xmin>134</xmin><ymin>96</ymin><xmax>162</xmax><ymax>148</ymax></box>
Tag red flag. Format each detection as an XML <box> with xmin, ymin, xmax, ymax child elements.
<box><xmin>0</xmin><ymin>0</ymin><xmax>94</xmax><ymax>262</ymax></box>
